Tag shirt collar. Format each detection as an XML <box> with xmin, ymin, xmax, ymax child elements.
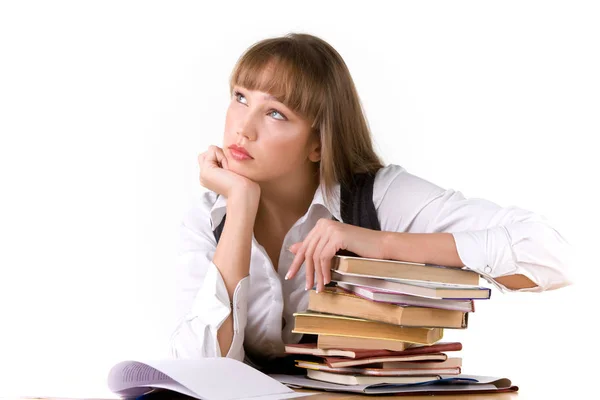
<box><xmin>208</xmin><ymin>182</ymin><xmax>342</xmax><ymax>231</ymax></box>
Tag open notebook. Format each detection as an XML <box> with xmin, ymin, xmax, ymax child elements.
<box><xmin>106</xmin><ymin>358</ymin><xmax>309</xmax><ymax>400</ymax></box>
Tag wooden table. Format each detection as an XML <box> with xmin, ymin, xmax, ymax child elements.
<box><xmin>3</xmin><ymin>391</ymin><xmax>519</xmax><ymax>399</ymax></box>
<box><xmin>293</xmin><ymin>389</ymin><xmax>518</xmax><ymax>399</ymax></box>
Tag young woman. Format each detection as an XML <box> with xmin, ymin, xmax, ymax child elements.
<box><xmin>169</xmin><ymin>33</ymin><xmax>571</xmax><ymax>368</ymax></box>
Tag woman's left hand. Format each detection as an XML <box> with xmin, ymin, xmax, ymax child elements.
<box><xmin>285</xmin><ymin>218</ymin><xmax>387</xmax><ymax>292</ymax></box>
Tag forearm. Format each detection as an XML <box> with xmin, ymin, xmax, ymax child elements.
<box><xmin>213</xmin><ymin>187</ymin><xmax>259</xmax><ymax>356</ymax></box>
<box><xmin>381</xmin><ymin>232</ymin><xmax>464</xmax><ymax>267</ymax></box>
<box><xmin>213</xmin><ymin>188</ymin><xmax>259</xmax><ymax>297</ymax></box>
<box><xmin>381</xmin><ymin>231</ymin><xmax>536</xmax><ymax>290</ymax></box>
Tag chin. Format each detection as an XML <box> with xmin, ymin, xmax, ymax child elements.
<box><xmin>228</xmin><ymin>163</ymin><xmax>258</xmax><ymax>180</ymax></box>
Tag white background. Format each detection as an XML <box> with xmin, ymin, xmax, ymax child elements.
<box><xmin>1</xmin><ymin>1</ymin><xmax>598</xmax><ymax>399</ymax></box>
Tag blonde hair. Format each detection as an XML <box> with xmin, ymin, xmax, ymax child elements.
<box><xmin>229</xmin><ymin>33</ymin><xmax>384</xmax><ymax>207</ymax></box>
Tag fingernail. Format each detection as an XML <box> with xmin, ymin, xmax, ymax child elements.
<box><xmin>284</xmin><ymin>273</ymin><xmax>290</xmax><ymax>280</ymax></box>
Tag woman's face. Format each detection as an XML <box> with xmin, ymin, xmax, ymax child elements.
<box><xmin>223</xmin><ymin>85</ymin><xmax>320</xmax><ymax>183</ymax></box>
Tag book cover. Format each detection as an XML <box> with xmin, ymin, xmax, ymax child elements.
<box><xmin>316</xmin><ymin>334</ymin><xmax>413</xmax><ymax>351</ymax></box>
<box><xmin>292</xmin><ymin>312</ymin><xmax>444</xmax><ymax>345</ymax></box>
<box><xmin>308</xmin><ymin>288</ymin><xmax>469</xmax><ymax>328</ymax></box>
<box><xmin>332</xmin><ymin>255</ymin><xmax>480</xmax><ymax>286</ymax></box>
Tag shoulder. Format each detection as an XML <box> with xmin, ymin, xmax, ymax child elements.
<box><xmin>373</xmin><ymin>164</ymin><xmax>447</xmax><ymax>209</ymax></box>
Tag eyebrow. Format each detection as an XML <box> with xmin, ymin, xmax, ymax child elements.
<box><xmin>262</xmin><ymin>92</ymin><xmax>287</xmax><ymax>105</ymax></box>
<box><xmin>235</xmin><ymin>86</ymin><xmax>287</xmax><ymax>108</ymax></box>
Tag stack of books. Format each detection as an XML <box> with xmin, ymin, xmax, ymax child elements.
<box><xmin>285</xmin><ymin>255</ymin><xmax>491</xmax><ymax>387</ymax></box>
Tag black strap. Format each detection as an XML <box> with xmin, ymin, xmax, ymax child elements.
<box><xmin>333</xmin><ymin>171</ymin><xmax>381</xmax><ymax>257</ymax></box>
<box><xmin>213</xmin><ymin>213</ymin><xmax>226</xmax><ymax>244</ymax></box>
<box><xmin>339</xmin><ymin>171</ymin><xmax>381</xmax><ymax>230</ymax></box>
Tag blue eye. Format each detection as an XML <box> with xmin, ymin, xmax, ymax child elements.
<box><xmin>233</xmin><ymin>90</ymin><xmax>247</xmax><ymax>104</ymax></box>
<box><xmin>269</xmin><ymin>110</ymin><xmax>287</xmax><ymax>121</ymax></box>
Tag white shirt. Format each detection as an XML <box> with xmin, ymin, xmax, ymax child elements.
<box><xmin>168</xmin><ymin>164</ymin><xmax>572</xmax><ymax>363</ymax></box>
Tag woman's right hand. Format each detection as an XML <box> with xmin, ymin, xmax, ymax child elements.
<box><xmin>197</xmin><ymin>145</ymin><xmax>260</xmax><ymax>198</ymax></box>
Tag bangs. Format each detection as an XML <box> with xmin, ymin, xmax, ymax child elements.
<box><xmin>229</xmin><ymin>44</ymin><xmax>325</xmax><ymax>128</ymax></box>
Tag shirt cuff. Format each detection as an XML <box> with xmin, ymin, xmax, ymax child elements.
<box><xmin>190</xmin><ymin>261</ymin><xmax>250</xmax><ymax>356</ymax></box>
<box><xmin>452</xmin><ymin>227</ymin><xmax>537</xmax><ymax>293</ymax></box>
<box><xmin>225</xmin><ymin>274</ymin><xmax>250</xmax><ymax>359</ymax></box>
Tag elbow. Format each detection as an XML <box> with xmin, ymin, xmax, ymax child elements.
<box><xmin>494</xmin><ymin>271</ymin><xmax>572</xmax><ymax>292</ymax></box>
<box><xmin>494</xmin><ymin>262</ymin><xmax>573</xmax><ymax>292</ymax></box>
<box><xmin>494</xmin><ymin>273</ymin><xmax>539</xmax><ymax>291</ymax></box>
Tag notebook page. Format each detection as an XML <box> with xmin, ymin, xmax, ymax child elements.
<box><xmin>108</xmin><ymin>358</ymin><xmax>308</xmax><ymax>400</ymax></box>
<box><xmin>107</xmin><ymin>361</ymin><xmax>177</xmax><ymax>395</ymax></box>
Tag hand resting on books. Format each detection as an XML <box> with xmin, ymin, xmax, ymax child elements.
<box><xmin>286</xmin><ymin>218</ymin><xmax>385</xmax><ymax>292</ymax></box>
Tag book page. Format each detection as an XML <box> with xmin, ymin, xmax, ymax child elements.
<box><xmin>107</xmin><ymin>358</ymin><xmax>311</xmax><ymax>400</ymax></box>
<box><xmin>107</xmin><ymin>361</ymin><xmax>177</xmax><ymax>396</ymax></box>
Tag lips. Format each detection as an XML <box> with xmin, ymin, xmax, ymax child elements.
<box><xmin>228</xmin><ymin>145</ymin><xmax>253</xmax><ymax>160</ymax></box>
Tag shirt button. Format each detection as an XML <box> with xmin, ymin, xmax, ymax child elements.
<box><xmin>484</xmin><ymin>265</ymin><xmax>492</xmax><ymax>274</ymax></box>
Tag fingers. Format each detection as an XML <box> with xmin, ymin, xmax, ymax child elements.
<box><xmin>302</xmin><ymin>235</ymin><xmax>320</xmax><ymax>292</ymax></box>
<box><xmin>221</xmin><ymin>155</ymin><xmax>229</xmax><ymax>170</ymax></box>
<box><xmin>213</xmin><ymin>146</ymin><xmax>229</xmax><ymax>169</ymax></box>
<box><xmin>287</xmin><ymin>229</ymin><xmax>318</xmax><ymax>291</ymax></box>
<box><xmin>285</xmin><ymin>243</ymin><xmax>303</xmax><ymax>280</ymax></box>
<box><xmin>198</xmin><ymin>149</ymin><xmax>213</xmax><ymax>170</ymax></box>
<box><xmin>287</xmin><ymin>238</ymin><xmax>331</xmax><ymax>293</ymax></box>
<box><xmin>199</xmin><ymin>146</ymin><xmax>222</xmax><ymax>166</ymax></box>
<box><xmin>321</xmin><ymin>243</ymin><xmax>335</xmax><ymax>285</ymax></box>
<box><xmin>289</xmin><ymin>242</ymin><xmax>301</xmax><ymax>254</ymax></box>
<box><xmin>314</xmin><ymin>239</ymin><xmax>336</xmax><ymax>289</ymax></box>
<box><xmin>198</xmin><ymin>146</ymin><xmax>230</xmax><ymax>171</ymax></box>
<box><xmin>312</xmin><ymin>237</ymin><xmax>329</xmax><ymax>292</ymax></box>
<box><xmin>197</xmin><ymin>152</ymin><xmax>206</xmax><ymax>167</ymax></box>
<box><xmin>287</xmin><ymin>219</ymin><xmax>345</xmax><ymax>292</ymax></box>
<box><xmin>197</xmin><ymin>152</ymin><xmax>208</xmax><ymax>181</ymax></box>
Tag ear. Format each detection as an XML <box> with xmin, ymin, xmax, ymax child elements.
<box><xmin>308</xmin><ymin>130</ymin><xmax>321</xmax><ymax>162</ymax></box>
<box><xmin>308</xmin><ymin>140</ymin><xmax>321</xmax><ymax>162</ymax></box>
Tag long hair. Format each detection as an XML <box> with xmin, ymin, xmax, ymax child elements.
<box><xmin>228</xmin><ymin>33</ymin><xmax>384</xmax><ymax>207</ymax></box>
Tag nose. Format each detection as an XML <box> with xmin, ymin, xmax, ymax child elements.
<box><xmin>237</xmin><ymin>114</ymin><xmax>257</xmax><ymax>142</ymax></box>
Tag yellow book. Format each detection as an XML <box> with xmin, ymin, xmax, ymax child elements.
<box><xmin>332</xmin><ymin>255</ymin><xmax>480</xmax><ymax>286</ymax></box>
<box><xmin>292</xmin><ymin>312</ymin><xmax>443</xmax><ymax>345</ymax></box>
<box><xmin>316</xmin><ymin>335</ymin><xmax>412</xmax><ymax>351</ymax></box>
<box><xmin>308</xmin><ymin>288</ymin><xmax>468</xmax><ymax>328</ymax></box>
